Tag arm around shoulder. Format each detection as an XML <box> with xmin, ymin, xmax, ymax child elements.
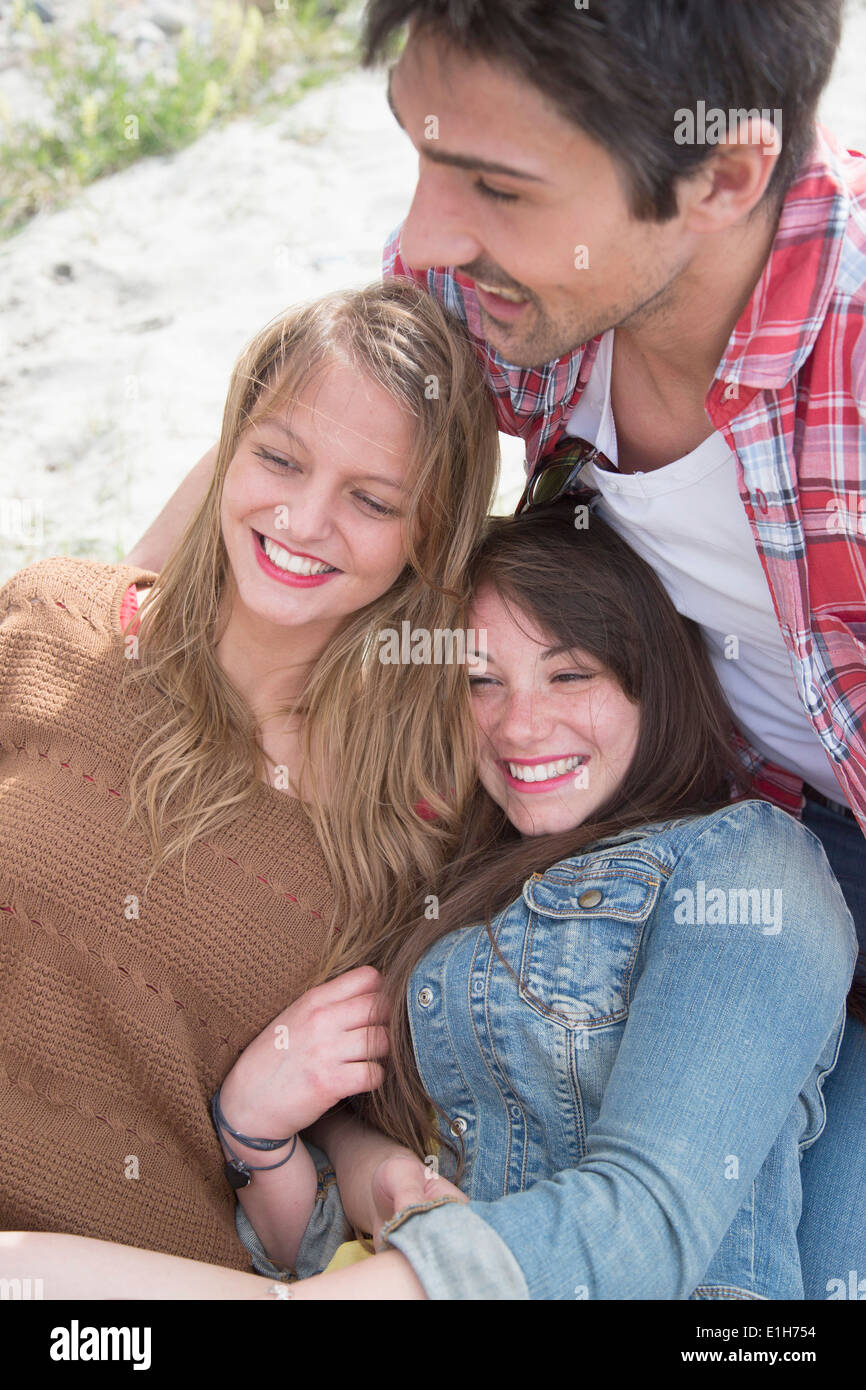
<box><xmin>124</xmin><ymin>443</ymin><xmax>218</xmax><ymax>571</ymax></box>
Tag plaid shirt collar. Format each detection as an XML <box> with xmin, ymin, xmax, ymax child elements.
<box><xmin>719</xmin><ymin>126</ymin><xmax>853</xmax><ymax>390</ymax></box>
<box><xmin>430</xmin><ymin>125</ymin><xmax>857</xmax><ymax>426</ymax></box>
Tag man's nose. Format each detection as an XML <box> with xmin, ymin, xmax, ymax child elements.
<box><xmin>397</xmin><ymin>165</ymin><xmax>480</xmax><ymax>272</ymax></box>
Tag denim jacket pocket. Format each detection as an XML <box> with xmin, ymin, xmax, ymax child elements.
<box><xmin>519</xmin><ymin>857</ymin><xmax>663</xmax><ymax>1028</ymax></box>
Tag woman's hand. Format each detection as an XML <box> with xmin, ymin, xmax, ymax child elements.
<box><xmin>370</xmin><ymin>1151</ymin><xmax>468</xmax><ymax>1250</ymax></box>
<box><xmin>219</xmin><ymin>965</ymin><xmax>389</xmax><ymax>1139</ymax></box>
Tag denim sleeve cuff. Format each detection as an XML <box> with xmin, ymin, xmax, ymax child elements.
<box><xmin>380</xmin><ymin>1198</ymin><xmax>529</xmax><ymax>1300</ymax></box>
<box><xmin>234</xmin><ymin>1140</ymin><xmax>353</xmax><ymax>1281</ymax></box>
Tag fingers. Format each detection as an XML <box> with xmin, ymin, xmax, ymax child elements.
<box><xmin>339</xmin><ymin>1024</ymin><xmax>389</xmax><ymax>1064</ymax></box>
<box><xmin>265</xmin><ymin>973</ymin><xmax>383</xmax><ymax>1039</ymax></box>
<box><xmin>322</xmin><ymin>992</ymin><xmax>391</xmax><ymax>1033</ymax></box>
<box><xmin>304</xmin><ymin>965</ymin><xmax>384</xmax><ymax>1007</ymax></box>
<box><xmin>337</xmin><ymin>1060</ymin><xmax>386</xmax><ymax>1096</ymax></box>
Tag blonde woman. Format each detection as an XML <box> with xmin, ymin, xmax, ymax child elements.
<box><xmin>0</xmin><ymin>278</ymin><xmax>498</xmax><ymax>1279</ymax></box>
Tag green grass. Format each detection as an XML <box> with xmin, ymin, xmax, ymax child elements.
<box><xmin>0</xmin><ymin>0</ymin><xmax>361</xmax><ymax>238</ymax></box>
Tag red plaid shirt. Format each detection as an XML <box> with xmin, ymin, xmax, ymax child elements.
<box><xmin>382</xmin><ymin>126</ymin><xmax>866</xmax><ymax>836</ymax></box>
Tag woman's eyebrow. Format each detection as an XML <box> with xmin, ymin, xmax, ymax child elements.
<box><xmin>478</xmin><ymin>645</ymin><xmax>575</xmax><ymax>666</ymax></box>
<box><xmin>541</xmin><ymin>645</ymin><xmax>578</xmax><ymax>660</ymax></box>
<box><xmin>260</xmin><ymin>417</ymin><xmax>408</xmax><ymax>492</ymax></box>
<box><xmin>355</xmin><ymin>473</ymin><xmax>408</xmax><ymax>492</ymax></box>
<box><xmin>385</xmin><ymin>67</ymin><xmax>549</xmax><ymax>184</ymax></box>
<box><xmin>260</xmin><ymin>418</ymin><xmax>309</xmax><ymax>451</ymax></box>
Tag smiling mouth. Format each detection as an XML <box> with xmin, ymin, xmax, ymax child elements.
<box><xmin>502</xmin><ymin>754</ymin><xmax>588</xmax><ymax>784</ymax></box>
<box><xmin>255</xmin><ymin>531</ymin><xmax>339</xmax><ymax>577</ymax></box>
<box><xmin>474</xmin><ymin>279</ymin><xmax>531</xmax><ymax>304</ymax></box>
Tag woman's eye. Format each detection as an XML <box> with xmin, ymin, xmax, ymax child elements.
<box><xmin>469</xmin><ymin>675</ymin><xmax>497</xmax><ymax>689</ymax></box>
<box><xmin>355</xmin><ymin>492</ymin><xmax>399</xmax><ymax>518</ymax></box>
<box><xmin>553</xmin><ymin>670</ymin><xmax>595</xmax><ymax>683</ymax></box>
<box><xmin>254</xmin><ymin>447</ymin><xmax>298</xmax><ymax>472</ymax></box>
<box><xmin>474</xmin><ymin>179</ymin><xmax>519</xmax><ymax>203</ymax></box>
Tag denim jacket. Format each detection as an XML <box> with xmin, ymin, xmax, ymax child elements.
<box><xmin>238</xmin><ymin>800</ymin><xmax>856</xmax><ymax>1299</ymax></box>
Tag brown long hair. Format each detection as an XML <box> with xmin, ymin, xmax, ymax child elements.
<box><xmin>120</xmin><ymin>279</ymin><xmax>499</xmax><ymax>929</ymax></box>
<box><xmin>354</xmin><ymin>502</ymin><xmax>760</xmax><ymax>1162</ymax></box>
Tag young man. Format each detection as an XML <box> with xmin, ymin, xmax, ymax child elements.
<box><xmin>127</xmin><ymin>1</ymin><xmax>864</xmax><ymax>1298</ymax></box>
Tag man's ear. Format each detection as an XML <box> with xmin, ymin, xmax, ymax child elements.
<box><xmin>680</xmin><ymin>116</ymin><xmax>782</xmax><ymax>233</ymax></box>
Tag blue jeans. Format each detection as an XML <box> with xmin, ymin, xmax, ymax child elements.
<box><xmin>798</xmin><ymin>797</ymin><xmax>866</xmax><ymax>1300</ymax></box>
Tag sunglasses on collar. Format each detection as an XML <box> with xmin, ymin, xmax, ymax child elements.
<box><xmin>514</xmin><ymin>435</ymin><xmax>612</xmax><ymax>516</ymax></box>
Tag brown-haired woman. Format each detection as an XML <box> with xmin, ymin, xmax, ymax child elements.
<box><xmin>0</xmin><ymin>277</ymin><xmax>499</xmax><ymax>1275</ymax></box>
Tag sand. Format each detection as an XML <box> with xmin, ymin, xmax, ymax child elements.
<box><xmin>1</xmin><ymin>7</ymin><xmax>865</xmax><ymax>581</ymax></box>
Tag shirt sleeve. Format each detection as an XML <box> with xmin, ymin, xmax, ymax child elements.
<box><xmin>381</xmin><ymin>802</ymin><xmax>857</xmax><ymax>1299</ymax></box>
<box><xmin>381</xmin><ymin>220</ymin><xmax>431</xmax><ymax>290</ymax></box>
<box><xmin>234</xmin><ymin>1140</ymin><xmax>353</xmax><ymax>1281</ymax></box>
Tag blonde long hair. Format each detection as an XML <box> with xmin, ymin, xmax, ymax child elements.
<box><xmin>121</xmin><ymin>280</ymin><xmax>499</xmax><ymax>957</ymax></box>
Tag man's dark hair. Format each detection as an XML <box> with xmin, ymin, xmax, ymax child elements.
<box><xmin>361</xmin><ymin>0</ymin><xmax>844</xmax><ymax>220</ymax></box>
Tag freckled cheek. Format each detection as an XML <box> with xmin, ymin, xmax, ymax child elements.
<box><xmin>348</xmin><ymin>531</ymin><xmax>407</xmax><ymax>591</ymax></box>
<box><xmin>578</xmin><ymin>691</ymin><xmax>634</xmax><ymax>763</ymax></box>
<box><xmin>218</xmin><ymin>482</ymin><xmax>246</xmax><ymax>550</ymax></box>
<box><xmin>222</xmin><ymin>464</ymin><xmax>265</xmax><ymax>526</ymax></box>
<box><xmin>471</xmin><ymin>715</ymin><xmax>501</xmax><ymax>781</ymax></box>
<box><xmin>606</xmin><ymin>708</ymin><xmax>641</xmax><ymax>773</ymax></box>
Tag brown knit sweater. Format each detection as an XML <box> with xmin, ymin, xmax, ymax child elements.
<box><xmin>0</xmin><ymin>557</ymin><xmax>333</xmax><ymax>1269</ymax></box>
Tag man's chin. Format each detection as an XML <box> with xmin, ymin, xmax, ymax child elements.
<box><xmin>480</xmin><ymin>315</ymin><xmax>594</xmax><ymax>370</ymax></box>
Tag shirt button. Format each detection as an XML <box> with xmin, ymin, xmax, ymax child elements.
<box><xmin>450</xmin><ymin>1117</ymin><xmax>468</xmax><ymax>1136</ymax></box>
<box><xmin>417</xmin><ymin>987</ymin><xmax>434</xmax><ymax>1007</ymax></box>
<box><xmin>578</xmin><ymin>888</ymin><xmax>603</xmax><ymax>908</ymax></box>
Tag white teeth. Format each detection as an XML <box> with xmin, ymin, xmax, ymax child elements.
<box><xmin>476</xmin><ymin>280</ymin><xmax>529</xmax><ymax>304</ymax></box>
<box><xmin>262</xmin><ymin>536</ymin><xmax>336</xmax><ymax>576</ymax></box>
<box><xmin>506</xmin><ymin>755</ymin><xmax>585</xmax><ymax>783</ymax></box>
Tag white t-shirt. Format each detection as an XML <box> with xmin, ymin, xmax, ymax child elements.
<box><xmin>565</xmin><ymin>329</ymin><xmax>844</xmax><ymax>804</ymax></box>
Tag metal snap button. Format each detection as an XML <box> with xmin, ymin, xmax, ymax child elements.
<box><xmin>577</xmin><ymin>888</ymin><xmax>603</xmax><ymax>908</ymax></box>
<box><xmin>450</xmin><ymin>1116</ymin><xmax>467</xmax><ymax>1136</ymax></box>
<box><xmin>417</xmin><ymin>987</ymin><xmax>434</xmax><ymax>1007</ymax></box>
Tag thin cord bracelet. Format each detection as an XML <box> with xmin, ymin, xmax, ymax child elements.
<box><xmin>210</xmin><ymin>1090</ymin><xmax>298</xmax><ymax>1189</ymax></box>
<box><xmin>212</xmin><ymin>1086</ymin><xmax>295</xmax><ymax>1150</ymax></box>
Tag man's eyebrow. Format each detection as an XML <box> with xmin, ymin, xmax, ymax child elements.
<box><xmin>385</xmin><ymin>65</ymin><xmax>548</xmax><ymax>185</ymax></box>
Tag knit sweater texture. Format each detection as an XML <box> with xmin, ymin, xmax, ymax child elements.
<box><xmin>0</xmin><ymin>557</ymin><xmax>333</xmax><ymax>1269</ymax></box>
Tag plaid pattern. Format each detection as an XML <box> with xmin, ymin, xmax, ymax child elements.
<box><xmin>382</xmin><ymin>126</ymin><xmax>866</xmax><ymax>836</ymax></box>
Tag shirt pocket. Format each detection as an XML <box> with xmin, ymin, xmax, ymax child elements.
<box><xmin>518</xmin><ymin>859</ymin><xmax>663</xmax><ymax>1029</ymax></box>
